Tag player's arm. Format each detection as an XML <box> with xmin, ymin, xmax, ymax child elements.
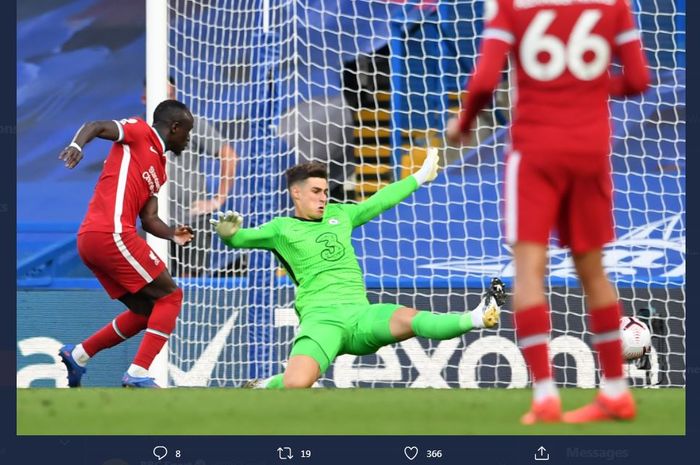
<box><xmin>190</xmin><ymin>119</ymin><xmax>240</xmax><ymax>215</ymax></box>
<box><xmin>213</xmin><ymin>143</ymin><xmax>238</xmax><ymax>207</ymax></box>
<box><xmin>609</xmin><ymin>1</ymin><xmax>650</xmax><ymax>97</ymax></box>
<box><xmin>58</xmin><ymin>120</ymin><xmax>122</xmax><ymax>169</ymax></box>
<box><xmin>190</xmin><ymin>144</ymin><xmax>238</xmax><ymax>215</ymax></box>
<box><xmin>344</xmin><ymin>149</ymin><xmax>439</xmax><ymax>228</ymax></box>
<box><xmin>140</xmin><ymin>196</ymin><xmax>194</xmax><ymax>245</ymax></box>
<box><xmin>211</xmin><ymin>211</ymin><xmax>277</xmax><ymax>250</ymax></box>
<box><xmin>447</xmin><ymin>40</ymin><xmax>511</xmax><ymax>144</ymax></box>
<box><xmin>446</xmin><ymin>0</ymin><xmax>513</xmax><ymax>144</ymax></box>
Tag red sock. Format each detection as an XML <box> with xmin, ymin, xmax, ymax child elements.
<box><xmin>133</xmin><ymin>289</ymin><xmax>183</xmax><ymax>370</ymax></box>
<box><xmin>82</xmin><ymin>310</ymin><xmax>149</xmax><ymax>357</ymax></box>
<box><xmin>590</xmin><ymin>303</ymin><xmax>624</xmax><ymax>379</ymax></box>
<box><xmin>514</xmin><ymin>304</ymin><xmax>552</xmax><ymax>382</ymax></box>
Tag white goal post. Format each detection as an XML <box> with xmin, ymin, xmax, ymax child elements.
<box><xmin>146</xmin><ymin>0</ymin><xmax>170</xmax><ymax>388</ymax></box>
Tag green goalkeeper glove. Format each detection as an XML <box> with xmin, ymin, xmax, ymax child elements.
<box><xmin>210</xmin><ymin>210</ymin><xmax>243</xmax><ymax>241</ymax></box>
<box><xmin>411</xmin><ymin>147</ymin><xmax>440</xmax><ymax>186</ymax></box>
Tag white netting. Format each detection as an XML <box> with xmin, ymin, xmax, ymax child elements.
<box><xmin>165</xmin><ymin>0</ymin><xmax>685</xmax><ymax>388</ymax></box>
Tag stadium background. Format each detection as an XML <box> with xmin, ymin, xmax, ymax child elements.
<box><xmin>17</xmin><ymin>0</ymin><xmax>685</xmax><ymax>389</ymax></box>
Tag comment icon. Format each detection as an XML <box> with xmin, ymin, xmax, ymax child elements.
<box><xmin>153</xmin><ymin>446</ymin><xmax>168</xmax><ymax>461</ymax></box>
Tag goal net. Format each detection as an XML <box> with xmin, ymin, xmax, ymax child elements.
<box><xmin>164</xmin><ymin>0</ymin><xmax>685</xmax><ymax>388</ymax></box>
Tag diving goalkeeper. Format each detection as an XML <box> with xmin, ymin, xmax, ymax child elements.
<box><xmin>211</xmin><ymin>152</ymin><xmax>506</xmax><ymax>388</ymax></box>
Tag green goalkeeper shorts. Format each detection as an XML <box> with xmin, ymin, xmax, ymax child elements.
<box><xmin>289</xmin><ymin>303</ymin><xmax>403</xmax><ymax>374</ymax></box>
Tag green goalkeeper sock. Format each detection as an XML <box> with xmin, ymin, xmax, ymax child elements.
<box><xmin>410</xmin><ymin>311</ymin><xmax>474</xmax><ymax>340</ymax></box>
<box><xmin>265</xmin><ymin>374</ymin><xmax>285</xmax><ymax>389</ymax></box>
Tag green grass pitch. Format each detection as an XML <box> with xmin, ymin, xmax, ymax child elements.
<box><xmin>18</xmin><ymin>388</ymin><xmax>684</xmax><ymax>435</ymax></box>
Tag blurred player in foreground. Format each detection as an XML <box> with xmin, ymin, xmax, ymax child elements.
<box><xmin>212</xmin><ymin>154</ymin><xmax>506</xmax><ymax>388</ymax></box>
<box><xmin>447</xmin><ymin>0</ymin><xmax>649</xmax><ymax>423</ymax></box>
<box><xmin>58</xmin><ymin>100</ymin><xmax>195</xmax><ymax>388</ymax></box>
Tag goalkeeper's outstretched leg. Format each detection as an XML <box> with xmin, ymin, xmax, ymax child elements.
<box><xmin>390</xmin><ymin>277</ymin><xmax>504</xmax><ymax>342</ymax></box>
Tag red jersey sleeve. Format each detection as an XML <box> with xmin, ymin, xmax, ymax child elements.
<box><xmin>458</xmin><ymin>0</ymin><xmax>512</xmax><ymax>133</ymax></box>
<box><xmin>114</xmin><ymin>117</ymin><xmax>150</xmax><ymax>144</ymax></box>
<box><xmin>482</xmin><ymin>0</ymin><xmax>515</xmax><ymax>45</ymax></box>
<box><xmin>614</xmin><ymin>0</ymin><xmax>639</xmax><ymax>45</ymax></box>
<box><xmin>609</xmin><ymin>0</ymin><xmax>650</xmax><ymax>96</ymax></box>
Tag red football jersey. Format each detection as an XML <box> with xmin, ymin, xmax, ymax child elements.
<box><xmin>460</xmin><ymin>0</ymin><xmax>648</xmax><ymax>157</ymax></box>
<box><xmin>79</xmin><ymin>118</ymin><xmax>168</xmax><ymax>234</ymax></box>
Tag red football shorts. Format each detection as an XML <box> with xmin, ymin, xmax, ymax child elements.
<box><xmin>503</xmin><ymin>150</ymin><xmax>615</xmax><ymax>254</ymax></box>
<box><xmin>77</xmin><ymin>231</ymin><xmax>166</xmax><ymax>299</ymax></box>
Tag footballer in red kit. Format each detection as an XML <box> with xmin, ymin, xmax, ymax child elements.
<box><xmin>58</xmin><ymin>100</ymin><xmax>195</xmax><ymax>388</ymax></box>
<box><xmin>447</xmin><ymin>0</ymin><xmax>649</xmax><ymax>423</ymax></box>
<box><xmin>78</xmin><ymin>117</ymin><xmax>171</xmax><ymax>297</ymax></box>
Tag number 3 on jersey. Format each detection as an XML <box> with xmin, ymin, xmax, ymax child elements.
<box><xmin>316</xmin><ymin>232</ymin><xmax>346</xmax><ymax>262</ymax></box>
<box><xmin>521</xmin><ymin>9</ymin><xmax>610</xmax><ymax>81</ymax></box>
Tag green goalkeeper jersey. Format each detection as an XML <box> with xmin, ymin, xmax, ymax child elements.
<box><xmin>223</xmin><ymin>176</ymin><xmax>419</xmax><ymax>315</ymax></box>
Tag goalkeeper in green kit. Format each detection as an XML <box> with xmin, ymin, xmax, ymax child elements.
<box><xmin>211</xmin><ymin>150</ymin><xmax>506</xmax><ymax>388</ymax></box>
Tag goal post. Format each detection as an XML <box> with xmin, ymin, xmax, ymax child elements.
<box><xmin>146</xmin><ymin>0</ymin><xmax>170</xmax><ymax>388</ymax></box>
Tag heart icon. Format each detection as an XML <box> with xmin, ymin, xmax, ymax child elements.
<box><xmin>404</xmin><ymin>446</ymin><xmax>418</xmax><ymax>461</ymax></box>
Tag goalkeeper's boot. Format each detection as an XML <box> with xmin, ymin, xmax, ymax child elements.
<box><xmin>521</xmin><ymin>396</ymin><xmax>562</xmax><ymax>425</ymax></box>
<box><xmin>480</xmin><ymin>305</ymin><xmax>501</xmax><ymax>328</ymax></box>
<box><xmin>469</xmin><ymin>299</ymin><xmax>500</xmax><ymax>328</ymax></box>
<box><xmin>242</xmin><ymin>379</ymin><xmax>264</xmax><ymax>389</ymax></box>
<box><xmin>485</xmin><ymin>277</ymin><xmax>507</xmax><ymax>308</ymax></box>
<box><xmin>563</xmin><ymin>391</ymin><xmax>636</xmax><ymax>423</ymax></box>
<box><xmin>58</xmin><ymin>344</ymin><xmax>86</xmax><ymax>388</ymax></box>
<box><xmin>121</xmin><ymin>372</ymin><xmax>160</xmax><ymax>388</ymax></box>
<box><xmin>471</xmin><ymin>277</ymin><xmax>507</xmax><ymax>328</ymax></box>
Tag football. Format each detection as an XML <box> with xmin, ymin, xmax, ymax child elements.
<box><xmin>620</xmin><ymin>316</ymin><xmax>652</xmax><ymax>360</ymax></box>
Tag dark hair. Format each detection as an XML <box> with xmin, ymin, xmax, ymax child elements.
<box><xmin>153</xmin><ymin>99</ymin><xmax>191</xmax><ymax>125</ymax></box>
<box><xmin>285</xmin><ymin>162</ymin><xmax>328</xmax><ymax>188</ymax></box>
